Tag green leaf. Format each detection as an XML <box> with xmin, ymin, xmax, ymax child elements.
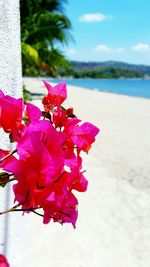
<box><xmin>0</xmin><ymin>172</ymin><xmax>9</xmax><ymax>188</ymax></box>
<box><xmin>42</xmin><ymin>111</ymin><xmax>52</xmax><ymax>120</ymax></box>
<box><xmin>21</xmin><ymin>42</ymin><xmax>39</xmax><ymax>65</ymax></box>
<box><xmin>23</xmin><ymin>117</ymin><xmax>29</xmax><ymax>124</ymax></box>
<box><xmin>9</xmin><ymin>133</ymin><xmax>15</xmax><ymax>143</ymax></box>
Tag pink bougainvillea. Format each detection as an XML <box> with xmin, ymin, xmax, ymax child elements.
<box><xmin>0</xmin><ymin>254</ymin><xmax>10</xmax><ymax>267</ymax></box>
<box><xmin>42</xmin><ymin>80</ymin><xmax>67</xmax><ymax>112</ymax></box>
<box><xmin>0</xmin><ymin>80</ymin><xmax>99</xmax><ymax>228</ymax></box>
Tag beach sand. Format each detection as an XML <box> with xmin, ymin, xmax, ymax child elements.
<box><xmin>23</xmin><ymin>77</ymin><xmax>150</xmax><ymax>267</ymax></box>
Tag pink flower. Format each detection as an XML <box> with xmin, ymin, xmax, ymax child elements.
<box><xmin>43</xmin><ymin>189</ymin><xmax>78</xmax><ymax>227</ymax></box>
<box><xmin>4</xmin><ymin>120</ymin><xmax>80</xmax><ymax>226</ymax></box>
<box><xmin>64</xmin><ymin>155</ymin><xmax>88</xmax><ymax>192</ymax></box>
<box><xmin>25</xmin><ymin>103</ymin><xmax>41</xmax><ymax>123</ymax></box>
<box><xmin>0</xmin><ymin>90</ymin><xmax>23</xmax><ymax>134</ymax></box>
<box><xmin>16</xmin><ymin>120</ymin><xmax>66</xmax><ymax>159</ymax></box>
<box><xmin>52</xmin><ymin>106</ymin><xmax>74</xmax><ymax>128</ymax></box>
<box><xmin>42</xmin><ymin>80</ymin><xmax>67</xmax><ymax>111</ymax></box>
<box><xmin>12</xmin><ymin>146</ymin><xmax>64</xmax><ymax>209</ymax></box>
<box><xmin>0</xmin><ymin>81</ymin><xmax>100</xmax><ymax>228</ymax></box>
<box><xmin>0</xmin><ymin>254</ymin><xmax>10</xmax><ymax>267</ymax></box>
<box><xmin>10</xmin><ymin>145</ymin><xmax>78</xmax><ymax>227</ymax></box>
<box><xmin>52</xmin><ymin>106</ymin><xmax>67</xmax><ymax>128</ymax></box>
<box><xmin>64</xmin><ymin>120</ymin><xmax>100</xmax><ymax>153</ymax></box>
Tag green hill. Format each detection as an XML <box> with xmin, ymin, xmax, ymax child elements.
<box><xmin>60</xmin><ymin>60</ymin><xmax>150</xmax><ymax>79</ymax></box>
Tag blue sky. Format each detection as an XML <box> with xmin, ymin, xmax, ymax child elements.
<box><xmin>62</xmin><ymin>0</ymin><xmax>150</xmax><ymax>65</ymax></box>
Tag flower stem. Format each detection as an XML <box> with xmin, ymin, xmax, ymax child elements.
<box><xmin>0</xmin><ymin>203</ymin><xmax>21</xmax><ymax>215</ymax></box>
<box><xmin>32</xmin><ymin>209</ymin><xmax>44</xmax><ymax>217</ymax></box>
<box><xmin>0</xmin><ymin>150</ymin><xmax>17</xmax><ymax>163</ymax></box>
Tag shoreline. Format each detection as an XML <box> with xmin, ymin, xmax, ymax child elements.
<box><xmin>23</xmin><ymin>77</ymin><xmax>150</xmax><ymax>101</ymax></box>
<box><xmin>23</xmin><ymin>76</ymin><xmax>150</xmax><ymax>100</ymax></box>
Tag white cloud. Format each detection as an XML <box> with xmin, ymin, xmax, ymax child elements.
<box><xmin>94</xmin><ymin>44</ymin><xmax>124</xmax><ymax>53</ymax></box>
<box><xmin>79</xmin><ymin>13</ymin><xmax>111</xmax><ymax>23</ymax></box>
<box><xmin>67</xmin><ymin>48</ymin><xmax>77</xmax><ymax>56</ymax></box>
<box><xmin>94</xmin><ymin>44</ymin><xmax>111</xmax><ymax>52</ymax></box>
<box><xmin>132</xmin><ymin>43</ymin><xmax>150</xmax><ymax>52</ymax></box>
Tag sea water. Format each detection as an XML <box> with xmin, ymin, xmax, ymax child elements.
<box><xmin>48</xmin><ymin>78</ymin><xmax>150</xmax><ymax>99</ymax></box>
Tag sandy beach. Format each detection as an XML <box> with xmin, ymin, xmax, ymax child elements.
<box><xmin>23</xmin><ymin>77</ymin><xmax>150</xmax><ymax>267</ymax></box>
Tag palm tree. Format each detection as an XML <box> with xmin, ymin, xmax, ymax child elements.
<box><xmin>20</xmin><ymin>0</ymin><xmax>72</xmax><ymax>76</ymax></box>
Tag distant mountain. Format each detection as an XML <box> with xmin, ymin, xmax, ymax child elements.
<box><xmin>65</xmin><ymin>60</ymin><xmax>150</xmax><ymax>79</ymax></box>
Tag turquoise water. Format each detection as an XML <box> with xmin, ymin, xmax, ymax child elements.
<box><xmin>48</xmin><ymin>78</ymin><xmax>150</xmax><ymax>99</ymax></box>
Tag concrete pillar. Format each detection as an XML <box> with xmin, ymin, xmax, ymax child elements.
<box><xmin>0</xmin><ymin>1</ymin><xmax>28</xmax><ymax>266</ymax></box>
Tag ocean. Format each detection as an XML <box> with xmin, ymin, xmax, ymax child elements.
<box><xmin>48</xmin><ymin>78</ymin><xmax>150</xmax><ymax>99</ymax></box>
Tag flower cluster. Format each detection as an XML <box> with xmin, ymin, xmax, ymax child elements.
<box><xmin>0</xmin><ymin>81</ymin><xmax>99</xmax><ymax>227</ymax></box>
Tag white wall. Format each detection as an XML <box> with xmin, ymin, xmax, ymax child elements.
<box><xmin>0</xmin><ymin>1</ymin><xmax>28</xmax><ymax>266</ymax></box>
